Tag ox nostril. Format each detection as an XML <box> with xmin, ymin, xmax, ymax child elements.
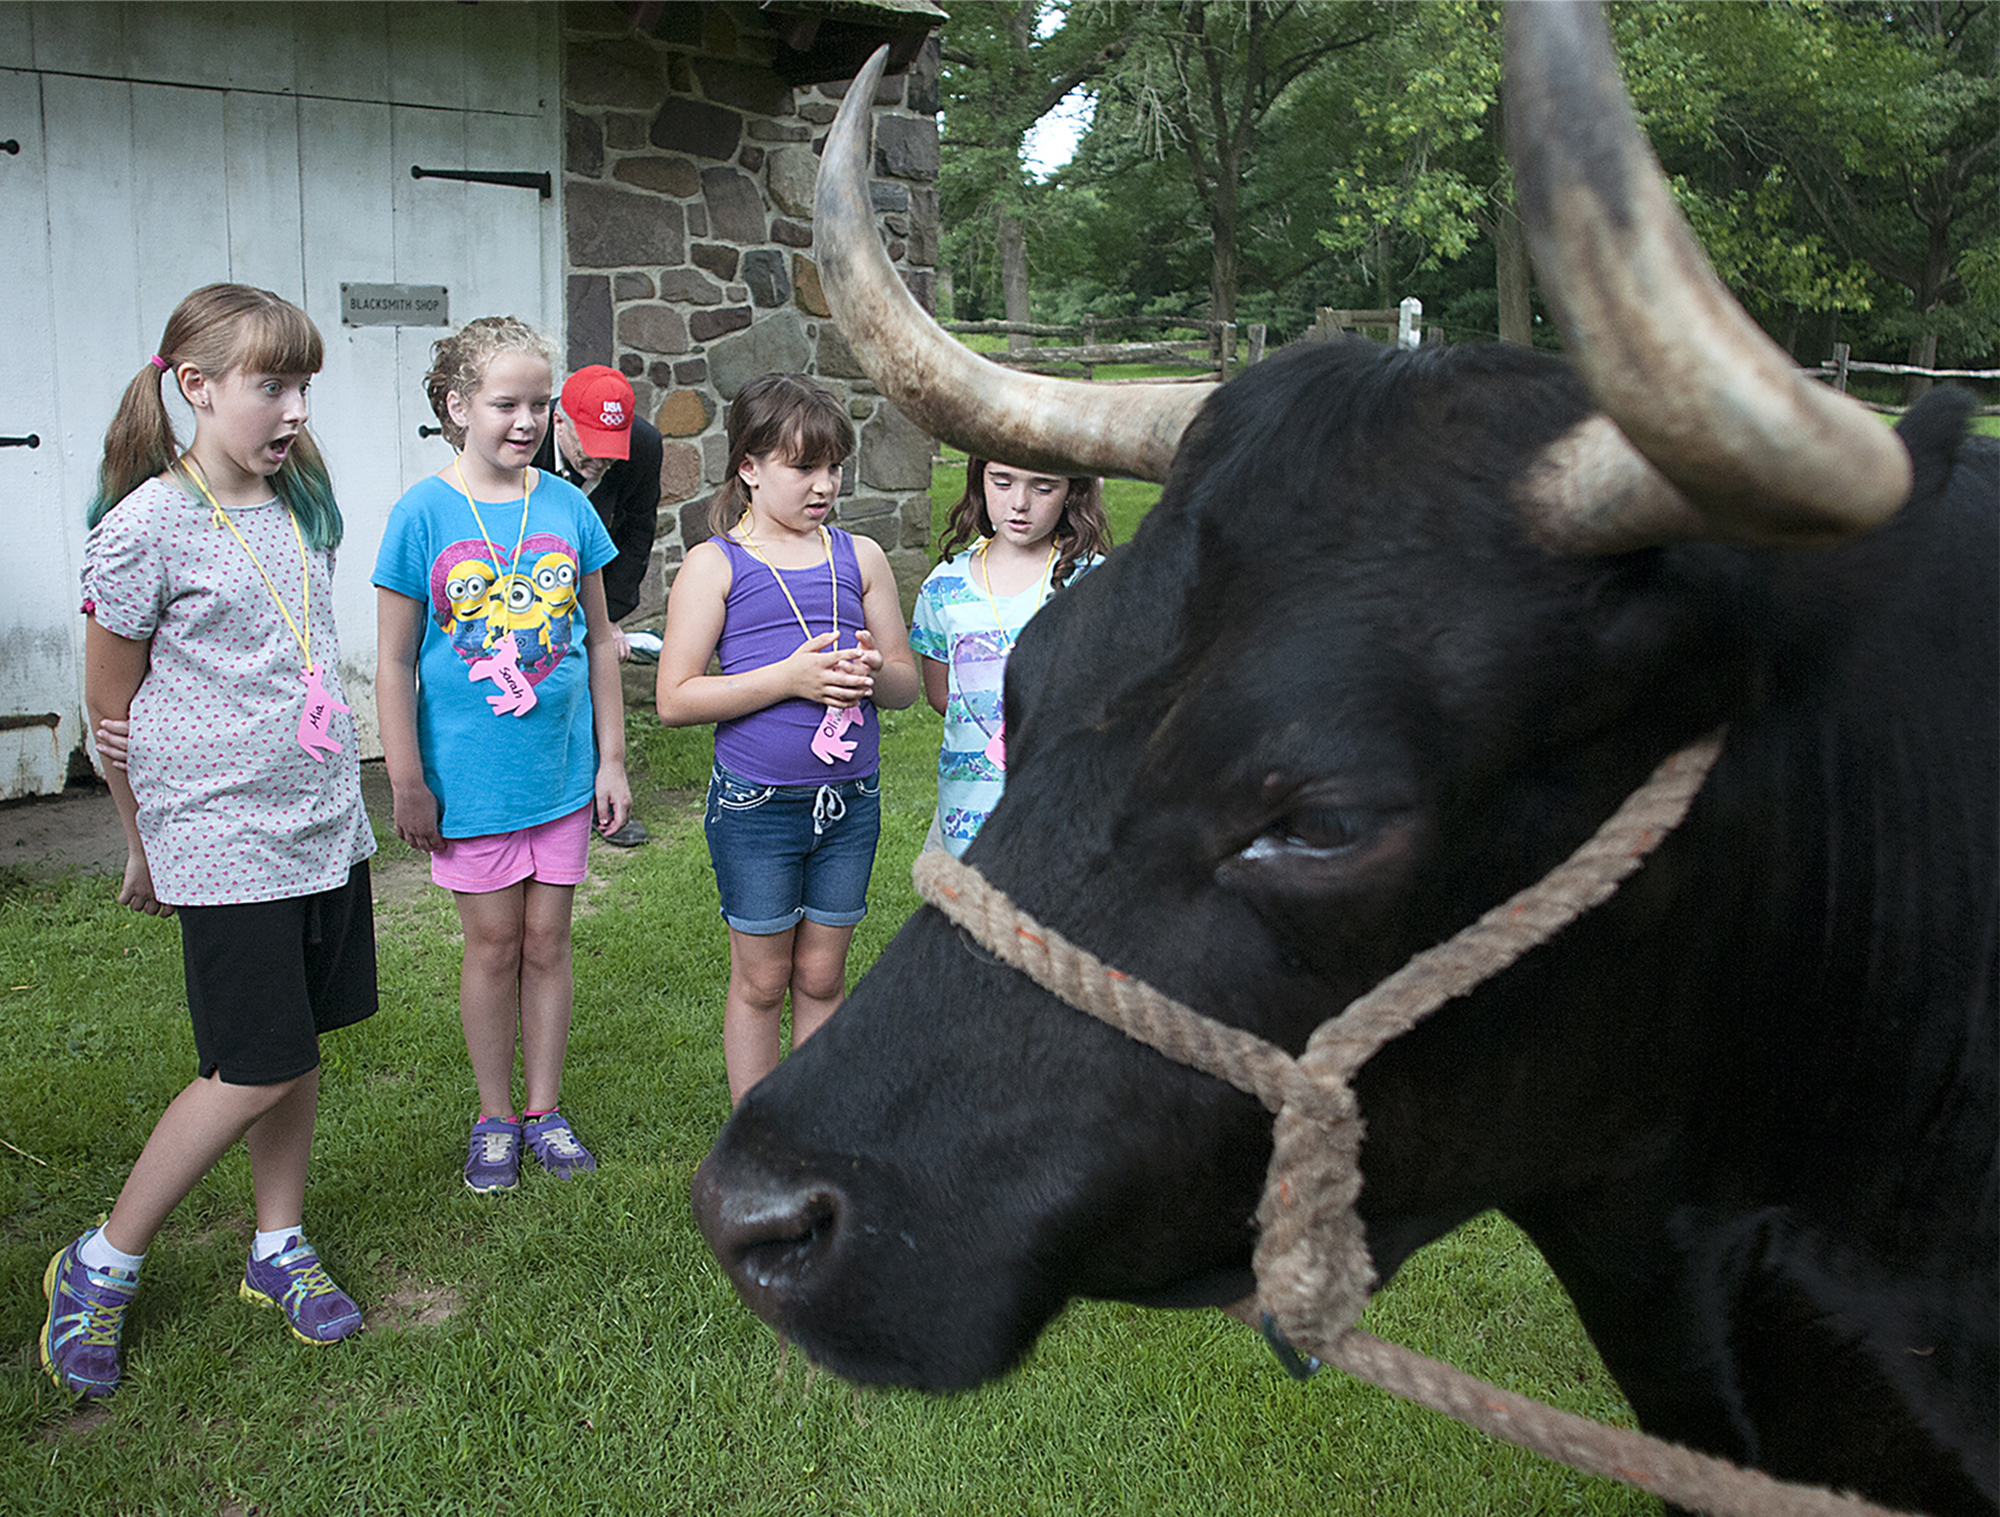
<box><xmin>737</xmin><ymin>1190</ymin><xmax>839</xmax><ymax>1290</ymax></box>
<box><xmin>691</xmin><ymin>1156</ymin><xmax>845</xmax><ymax>1305</ymax></box>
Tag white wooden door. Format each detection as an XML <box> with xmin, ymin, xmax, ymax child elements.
<box><xmin>0</xmin><ymin>65</ymin><xmax>81</xmax><ymax>798</ymax></box>
<box><xmin>0</xmin><ymin>2</ymin><xmax>558</xmax><ymax>797</ymax></box>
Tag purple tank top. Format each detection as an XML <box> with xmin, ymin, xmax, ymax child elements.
<box><xmin>712</xmin><ymin>530</ymin><xmax>880</xmax><ymax>785</ymax></box>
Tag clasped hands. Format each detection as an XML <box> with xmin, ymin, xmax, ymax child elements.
<box><xmin>786</xmin><ymin>629</ymin><xmax>882</xmax><ymax>709</ymax></box>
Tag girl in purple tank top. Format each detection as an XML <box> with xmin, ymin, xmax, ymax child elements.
<box><xmin>656</xmin><ymin>375</ymin><xmax>918</xmax><ymax>1105</ymax></box>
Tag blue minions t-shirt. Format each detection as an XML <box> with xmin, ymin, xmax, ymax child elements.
<box><xmin>373</xmin><ymin>471</ymin><xmax>616</xmax><ymax>838</ymax></box>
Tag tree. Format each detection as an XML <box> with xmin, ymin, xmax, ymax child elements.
<box><xmin>936</xmin><ymin>2</ymin><xmax>1130</xmax><ymax>338</ymax></box>
<box><xmin>1089</xmin><ymin>1</ymin><xmax>1384</xmax><ymax>324</ymax></box>
<box><xmin>1288</xmin><ymin>1</ymin><xmax>1530</xmax><ymax>339</ymax></box>
<box><xmin>945</xmin><ymin>0</ymin><xmax>1997</xmax><ymax>371</ymax></box>
<box><xmin>1634</xmin><ymin>0</ymin><xmax>1999</xmax><ymax>393</ymax></box>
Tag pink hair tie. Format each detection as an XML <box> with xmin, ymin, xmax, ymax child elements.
<box><xmin>149</xmin><ymin>355</ymin><xmax>167</xmax><ymax>371</ymax></box>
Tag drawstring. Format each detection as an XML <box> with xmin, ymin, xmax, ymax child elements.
<box><xmin>812</xmin><ymin>784</ymin><xmax>846</xmax><ymax>837</ymax></box>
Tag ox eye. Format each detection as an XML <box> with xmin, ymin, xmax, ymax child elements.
<box><xmin>1243</xmin><ymin>805</ymin><xmax>1374</xmax><ymax>861</ymax></box>
<box><xmin>1219</xmin><ymin>784</ymin><xmax>1420</xmax><ymax>902</ymax></box>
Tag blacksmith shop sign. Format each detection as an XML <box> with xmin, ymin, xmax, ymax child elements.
<box><xmin>340</xmin><ymin>283</ymin><xmax>449</xmax><ymax>327</ymax></box>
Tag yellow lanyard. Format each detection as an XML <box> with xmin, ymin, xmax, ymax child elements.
<box><xmin>452</xmin><ymin>457</ymin><xmax>534</xmax><ymax>577</ymax></box>
<box><xmin>733</xmin><ymin>526</ymin><xmax>838</xmax><ymax>641</ymax></box>
<box><xmin>180</xmin><ymin>458</ymin><xmax>314</xmax><ymax>673</ymax></box>
<box><xmin>976</xmin><ymin>539</ymin><xmax>1058</xmax><ymax>640</ymax></box>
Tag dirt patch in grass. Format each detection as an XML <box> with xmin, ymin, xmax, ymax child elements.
<box><xmin>369</xmin><ymin>853</ymin><xmax>433</xmax><ymax>912</ymax></box>
<box><xmin>370</xmin><ymin>1280</ymin><xmax>460</xmax><ymax>1331</ymax></box>
<box><xmin>39</xmin><ymin>1403</ymin><xmax>114</xmax><ymax>1442</ymax></box>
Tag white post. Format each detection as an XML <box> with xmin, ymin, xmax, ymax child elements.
<box><xmin>1398</xmin><ymin>296</ymin><xmax>1423</xmax><ymax>349</ymax></box>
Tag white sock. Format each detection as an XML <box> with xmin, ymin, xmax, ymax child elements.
<box><xmin>79</xmin><ymin>1227</ymin><xmax>145</xmax><ymax>1276</ymax></box>
<box><xmin>252</xmin><ymin>1227</ymin><xmax>302</xmax><ymax>1262</ymax></box>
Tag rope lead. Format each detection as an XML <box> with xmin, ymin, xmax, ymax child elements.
<box><xmin>916</xmin><ymin>731</ymin><xmax>1924</xmax><ymax>1517</ymax></box>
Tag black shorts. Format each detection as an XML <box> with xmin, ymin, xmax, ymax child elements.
<box><xmin>177</xmin><ymin>862</ymin><xmax>378</xmax><ymax>1086</ymax></box>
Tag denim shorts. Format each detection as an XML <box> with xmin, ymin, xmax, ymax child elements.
<box><xmin>704</xmin><ymin>762</ymin><xmax>882</xmax><ymax>934</ymax></box>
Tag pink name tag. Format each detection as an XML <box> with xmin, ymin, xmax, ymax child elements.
<box><xmin>985</xmin><ymin>723</ymin><xmax>1006</xmax><ymax>771</ymax></box>
<box><xmin>469</xmin><ymin>638</ymin><xmax>538</xmax><ymax>717</ymax></box>
<box><xmin>812</xmin><ymin>703</ymin><xmax>863</xmax><ymax>765</ymax></box>
<box><xmin>297</xmin><ymin>665</ymin><xmax>349</xmax><ymax>761</ymax></box>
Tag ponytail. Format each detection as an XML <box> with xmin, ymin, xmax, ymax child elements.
<box><xmin>87</xmin><ymin>284</ymin><xmax>344</xmax><ymax>550</ymax></box>
<box><xmin>703</xmin><ymin>474</ymin><xmax>752</xmax><ymax>542</ymax></box>
<box><xmin>88</xmin><ymin>363</ymin><xmax>182</xmax><ymax>529</ymax></box>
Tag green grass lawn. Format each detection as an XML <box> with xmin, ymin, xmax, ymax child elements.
<box><xmin>0</xmin><ymin>706</ymin><xmax>1652</xmax><ymax>1514</ymax></box>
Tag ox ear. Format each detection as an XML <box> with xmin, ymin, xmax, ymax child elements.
<box><xmin>1505</xmin><ymin>1</ymin><xmax>1912</xmax><ymax>551</ymax></box>
<box><xmin>1516</xmin><ymin>415</ymin><xmax>1776</xmax><ymax>556</ymax></box>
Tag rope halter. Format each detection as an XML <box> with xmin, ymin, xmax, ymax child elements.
<box><xmin>914</xmin><ymin>730</ymin><xmax>1926</xmax><ymax>1517</ymax></box>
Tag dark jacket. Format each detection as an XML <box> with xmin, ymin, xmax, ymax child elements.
<box><xmin>532</xmin><ymin>417</ymin><xmax>663</xmax><ymax>622</ymax></box>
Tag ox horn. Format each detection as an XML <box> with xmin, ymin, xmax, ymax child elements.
<box><xmin>1505</xmin><ymin>1</ymin><xmax>1913</xmax><ymax>551</ymax></box>
<box><xmin>815</xmin><ymin>47</ymin><xmax>1211</xmax><ymax>483</ymax></box>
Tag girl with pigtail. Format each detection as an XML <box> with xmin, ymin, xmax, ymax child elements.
<box><xmin>43</xmin><ymin>283</ymin><xmax>378</xmax><ymax>1401</ymax></box>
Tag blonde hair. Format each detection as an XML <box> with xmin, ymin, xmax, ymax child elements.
<box><xmin>89</xmin><ymin>284</ymin><xmax>341</xmax><ymax>548</ymax></box>
<box><xmin>706</xmin><ymin>373</ymin><xmax>856</xmax><ymax>538</ymax></box>
<box><xmin>423</xmin><ymin>316</ymin><xmax>558</xmax><ymax>449</ymax></box>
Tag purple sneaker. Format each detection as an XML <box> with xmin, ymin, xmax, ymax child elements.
<box><xmin>240</xmin><ymin>1235</ymin><xmax>362</xmax><ymax>1344</ymax></box>
<box><xmin>41</xmin><ymin>1231</ymin><xmax>139</xmax><ymax>1399</ymax></box>
<box><xmin>465</xmin><ymin>1115</ymin><xmax>521</xmax><ymax>1193</ymax></box>
<box><xmin>523</xmin><ymin>1110</ymin><xmax>597</xmax><ymax>1179</ymax></box>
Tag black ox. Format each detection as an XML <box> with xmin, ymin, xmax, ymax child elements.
<box><xmin>694</xmin><ymin>6</ymin><xmax>1998</xmax><ymax>1514</ymax></box>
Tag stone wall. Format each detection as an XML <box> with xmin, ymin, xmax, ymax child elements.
<box><xmin>560</xmin><ymin>3</ymin><xmax>942</xmax><ymax>626</ymax></box>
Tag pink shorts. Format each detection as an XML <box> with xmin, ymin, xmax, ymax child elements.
<box><xmin>431</xmin><ymin>804</ymin><xmax>593</xmax><ymax>893</ymax></box>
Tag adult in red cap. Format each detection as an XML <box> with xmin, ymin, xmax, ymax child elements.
<box><xmin>534</xmin><ymin>364</ymin><xmax>664</xmax><ymax>846</ymax></box>
<box><xmin>559</xmin><ymin>364</ymin><xmax>637</xmax><ymax>463</ymax></box>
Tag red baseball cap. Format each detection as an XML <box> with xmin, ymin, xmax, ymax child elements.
<box><xmin>561</xmin><ymin>365</ymin><xmax>635</xmax><ymax>459</ymax></box>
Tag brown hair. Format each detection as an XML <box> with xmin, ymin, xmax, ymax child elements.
<box><xmin>938</xmin><ymin>459</ymin><xmax>1111</xmax><ymax>588</ymax></box>
<box><xmin>89</xmin><ymin>283</ymin><xmax>341</xmax><ymax>548</ymax></box>
<box><xmin>423</xmin><ymin>316</ymin><xmax>557</xmax><ymax>449</ymax></box>
<box><xmin>704</xmin><ymin>373</ymin><xmax>856</xmax><ymax>538</ymax></box>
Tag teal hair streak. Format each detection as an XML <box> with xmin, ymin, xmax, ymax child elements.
<box><xmin>87</xmin><ymin>439</ymin><xmax>344</xmax><ymax>551</ymax></box>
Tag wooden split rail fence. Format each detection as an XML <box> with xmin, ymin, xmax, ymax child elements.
<box><xmin>945</xmin><ymin>299</ymin><xmax>1431</xmax><ymax>383</ymax></box>
<box><xmin>946</xmin><ymin>313</ymin><xmax>1995</xmax><ymax>416</ymax></box>
<box><xmin>1807</xmin><ymin>343</ymin><xmax>2000</xmax><ymax>415</ymax></box>
<box><xmin>941</xmin><ymin>316</ymin><xmax>1265</xmax><ymax>382</ymax></box>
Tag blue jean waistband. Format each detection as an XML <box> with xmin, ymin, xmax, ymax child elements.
<box><xmin>710</xmin><ymin>760</ymin><xmax>880</xmax><ymax>800</ymax></box>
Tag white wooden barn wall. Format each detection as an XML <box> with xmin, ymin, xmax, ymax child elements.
<box><xmin>0</xmin><ymin>2</ymin><xmax>562</xmax><ymax>798</ymax></box>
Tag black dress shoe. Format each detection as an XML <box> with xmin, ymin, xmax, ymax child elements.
<box><xmin>602</xmin><ymin>818</ymin><xmax>650</xmax><ymax>848</ymax></box>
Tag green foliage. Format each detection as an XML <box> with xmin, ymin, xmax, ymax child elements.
<box><xmin>938</xmin><ymin>1</ymin><xmax>1133</xmax><ymax>320</ymax></box>
<box><xmin>940</xmin><ymin>0</ymin><xmax>2000</xmax><ymax>373</ymax></box>
<box><xmin>1614</xmin><ymin>0</ymin><xmax>1999</xmax><ymax>359</ymax></box>
<box><xmin>1305</xmin><ymin>0</ymin><xmax>1500</xmax><ymax>270</ymax></box>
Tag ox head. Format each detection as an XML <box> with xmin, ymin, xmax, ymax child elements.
<box><xmin>691</xmin><ymin>1</ymin><xmax>1917</xmax><ymax>1393</ymax></box>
